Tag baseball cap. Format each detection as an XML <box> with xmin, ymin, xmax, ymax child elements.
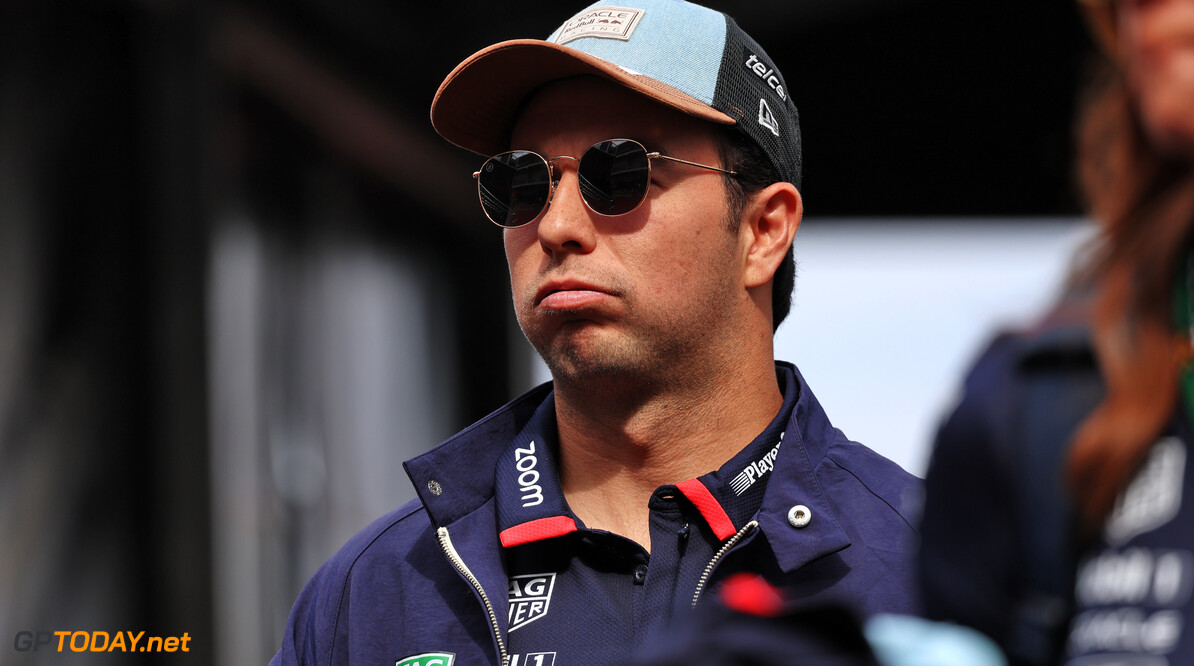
<box><xmin>431</xmin><ymin>0</ymin><xmax>802</xmax><ymax>187</ymax></box>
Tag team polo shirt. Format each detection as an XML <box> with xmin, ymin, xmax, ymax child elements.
<box><xmin>492</xmin><ymin>369</ymin><xmax>798</xmax><ymax>666</ymax></box>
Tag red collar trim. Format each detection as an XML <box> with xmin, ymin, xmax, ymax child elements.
<box><xmin>676</xmin><ymin>478</ymin><xmax>737</xmax><ymax>540</ymax></box>
<box><xmin>499</xmin><ymin>515</ymin><xmax>578</xmax><ymax>548</ymax></box>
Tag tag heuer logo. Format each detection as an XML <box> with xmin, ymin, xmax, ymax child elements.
<box><xmin>508</xmin><ymin>573</ymin><xmax>556</xmax><ymax>631</ymax></box>
<box><xmin>396</xmin><ymin>653</ymin><xmax>455</xmax><ymax>666</ymax></box>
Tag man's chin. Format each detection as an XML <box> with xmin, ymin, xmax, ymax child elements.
<box><xmin>536</xmin><ymin>338</ymin><xmax>647</xmax><ymax>388</ymax></box>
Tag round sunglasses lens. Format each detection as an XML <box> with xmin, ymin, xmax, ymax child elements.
<box><xmin>477</xmin><ymin>152</ymin><xmax>551</xmax><ymax>227</ymax></box>
<box><xmin>578</xmin><ymin>140</ymin><xmax>651</xmax><ymax>216</ymax></box>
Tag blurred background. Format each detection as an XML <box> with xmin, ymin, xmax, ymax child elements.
<box><xmin>0</xmin><ymin>0</ymin><xmax>1092</xmax><ymax>663</ymax></box>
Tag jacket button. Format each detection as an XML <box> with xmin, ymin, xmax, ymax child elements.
<box><xmin>427</xmin><ymin>479</ymin><xmax>443</xmax><ymax>496</ymax></box>
<box><xmin>787</xmin><ymin>504</ymin><xmax>811</xmax><ymax>528</ymax></box>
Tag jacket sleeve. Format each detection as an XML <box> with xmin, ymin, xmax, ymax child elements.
<box><xmin>271</xmin><ymin>558</ymin><xmax>346</xmax><ymax>666</ymax></box>
<box><xmin>918</xmin><ymin>335</ymin><xmax>1022</xmax><ymax>645</ymax></box>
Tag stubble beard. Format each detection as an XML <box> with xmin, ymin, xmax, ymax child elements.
<box><xmin>531</xmin><ymin>320</ymin><xmax>675</xmax><ymax>400</ymax></box>
<box><xmin>520</xmin><ymin>278</ymin><xmax>739</xmax><ymax>404</ymax></box>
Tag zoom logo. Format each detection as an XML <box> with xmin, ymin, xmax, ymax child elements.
<box><xmin>514</xmin><ymin>441</ymin><xmax>544</xmax><ymax>508</ymax></box>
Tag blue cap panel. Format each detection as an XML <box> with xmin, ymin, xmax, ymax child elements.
<box><xmin>547</xmin><ymin>0</ymin><xmax>727</xmax><ymax>106</ymax></box>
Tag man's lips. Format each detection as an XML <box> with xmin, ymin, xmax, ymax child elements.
<box><xmin>535</xmin><ymin>280</ymin><xmax>615</xmax><ymax>310</ymax></box>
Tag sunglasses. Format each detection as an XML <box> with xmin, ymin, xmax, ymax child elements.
<box><xmin>472</xmin><ymin>138</ymin><xmax>737</xmax><ymax>228</ymax></box>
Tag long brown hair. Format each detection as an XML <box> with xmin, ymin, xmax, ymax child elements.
<box><xmin>1066</xmin><ymin>46</ymin><xmax>1194</xmax><ymax>531</ymax></box>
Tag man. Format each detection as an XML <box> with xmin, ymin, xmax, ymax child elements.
<box><xmin>274</xmin><ymin>2</ymin><xmax>918</xmax><ymax>664</ymax></box>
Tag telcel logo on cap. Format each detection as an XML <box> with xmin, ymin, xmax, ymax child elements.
<box><xmin>745</xmin><ymin>53</ymin><xmax>786</xmax><ymax>101</ymax></box>
<box><xmin>554</xmin><ymin>6</ymin><xmax>646</xmax><ymax>45</ymax></box>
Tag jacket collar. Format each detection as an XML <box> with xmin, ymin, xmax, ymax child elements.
<box><xmin>404</xmin><ymin>384</ymin><xmax>552</xmax><ymax>528</ymax></box>
<box><xmin>403</xmin><ymin>362</ymin><xmax>851</xmax><ymax>572</ymax></box>
<box><xmin>492</xmin><ymin>397</ymin><xmax>578</xmax><ymax>547</ymax></box>
<box><xmin>755</xmin><ymin>362</ymin><xmax>853</xmax><ymax>572</ymax></box>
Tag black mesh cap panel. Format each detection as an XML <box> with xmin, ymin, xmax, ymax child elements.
<box><xmin>712</xmin><ymin>16</ymin><xmax>802</xmax><ymax>187</ymax></box>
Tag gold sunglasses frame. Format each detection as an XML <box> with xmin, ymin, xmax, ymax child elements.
<box><xmin>471</xmin><ymin>138</ymin><xmax>737</xmax><ymax>228</ymax></box>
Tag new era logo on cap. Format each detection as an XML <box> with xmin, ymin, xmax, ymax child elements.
<box><xmin>759</xmin><ymin>99</ymin><xmax>780</xmax><ymax>137</ymax></box>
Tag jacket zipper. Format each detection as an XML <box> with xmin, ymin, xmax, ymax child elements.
<box><xmin>690</xmin><ymin>520</ymin><xmax>759</xmax><ymax>608</ymax></box>
<box><xmin>436</xmin><ymin>526</ymin><xmax>509</xmax><ymax>666</ymax></box>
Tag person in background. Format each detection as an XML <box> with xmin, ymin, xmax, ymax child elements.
<box><xmin>919</xmin><ymin>0</ymin><xmax>1194</xmax><ymax>664</ymax></box>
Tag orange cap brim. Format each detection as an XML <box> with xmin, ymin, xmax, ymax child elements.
<box><xmin>430</xmin><ymin>39</ymin><xmax>736</xmax><ymax>157</ymax></box>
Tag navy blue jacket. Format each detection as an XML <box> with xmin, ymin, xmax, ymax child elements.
<box><xmin>272</xmin><ymin>362</ymin><xmax>919</xmax><ymax>665</ymax></box>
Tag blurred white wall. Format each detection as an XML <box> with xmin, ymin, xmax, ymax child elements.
<box><xmin>209</xmin><ymin>219</ymin><xmax>460</xmax><ymax>665</ymax></box>
<box><xmin>529</xmin><ymin>218</ymin><xmax>1092</xmax><ymax>477</ymax></box>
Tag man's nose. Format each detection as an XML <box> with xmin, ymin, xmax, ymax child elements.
<box><xmin>536</xmin><ymin>168</ymin><xmax>598</xmax><ymax>258</ymax></box>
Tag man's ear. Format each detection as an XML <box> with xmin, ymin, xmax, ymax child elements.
<box><xmin>741</xmin><ymin>182</ymin><xmax>802</xmax><ymax>289</ymax></box>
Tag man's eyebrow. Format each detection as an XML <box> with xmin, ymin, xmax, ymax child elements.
<box><xmin>641</xmin><ymin>139</ymin><xmax>673</xmax><ymax>157</ymax></box>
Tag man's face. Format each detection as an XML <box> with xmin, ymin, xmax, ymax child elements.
<box><xmin>1117</xmin><ymin>0</ymin><xmax>1194</xmax><ymax>157</ymax></box>
<box><xmin>503</xmin><ymin>77</ymin><xmax>747</xmax><ymax>389</ymax></box>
